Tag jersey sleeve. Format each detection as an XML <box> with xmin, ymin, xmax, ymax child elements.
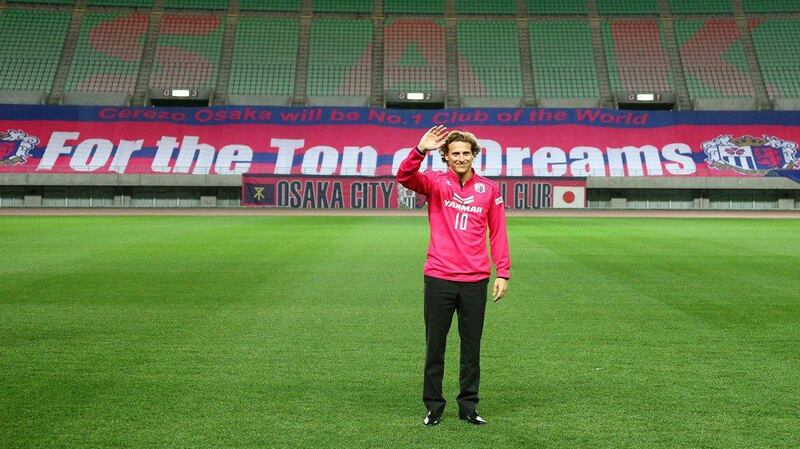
<box><xmin>396</xmin><ymin>147</ymin><xmax>433</xmax><ymax>196</ymax></box>
<box><xmin>488</xmin><ymin>182</ymin><xmax>511</xmax><ymax>279</ymax></box>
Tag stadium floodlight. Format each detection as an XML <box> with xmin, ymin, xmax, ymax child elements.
<box><xmin>171</xmin><ymin>89</ymin><xmax>192</xmax><ymax>98</ymax></box>
<box><xmin>406</xmin><ymin>92</ymin><xmax>425</xmax><ymax>101</ymax></box>
<box><xmin>635</xmin><ymin>93</ymin><xmax>656</xmax><ymax>102</ymax></box>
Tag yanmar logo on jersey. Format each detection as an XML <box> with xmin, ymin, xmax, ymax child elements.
<box><xmin>445</xmin><ymin>193</ymin><xmax>483</xmax><ymax>213</ymax></box>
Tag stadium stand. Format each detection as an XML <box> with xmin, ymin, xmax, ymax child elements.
<box><xmin>751</xmin><ymin>19</ymin><xmax>800</xmax><ymax>106</ymax></box>
<box><xmin>455</xmin><ymin>0</ymin><xmax>516</xmax><ymax>14</ymax></box>
<box><xmin>163</xmin><ymin>0</ymin><xmax>228</xmax><ymax>10</ymax></box>
<box><xmin>384</xmin><ymin>19</ymin><xmax>446</xmax><ymax>93</ymax></box>
<box><xmin>240</xmin><ymin>0</ymin><xmax>300</xmax><ymax>11</ymax></box>
<box><xmin>229</xmin><ymin>17</ymin><xmax>299</xmax><ymax>105</ymax></box>
<box><xmin>603</xmin><ymin>20</ymin><xmax>672</xmax><ymax>95</ymax></box>
<box><xmin>312</xmin><ymin>0</ymin><xmax>372</xmax><ymax>13</ymax></box>
<box><xmin>65</xmin><ymin>13</ymin><xmax>148</xmax><ymax>100</ymax></box>
<box><xmin>527</xmin><ymin>0</ymin><xmax>587</xmax><ymax>15</ymax></box>
<box><xmin>87</xmin><ymin>0</ymin><xmax>153</xmax><ymax>6</ymax></box>
<box><xmin>7</xmin><ymin>0</ymin><xmax>73</xmax><ymax>4</ymax></box>
<box><xmin>675</xmin><ymin>19</ymin><xmax>755</xmax><ymax>108</ymax></box>
<box><xmin>529</xmin><ymin>20</ymin><xmax>599</xmax><ymax>106</ymax></box>
<box><xmin>0</xmin><ymin>8</ymin><xmax>70</xmax><ymax>102</ymax></box>
<box><xmin>307</xmin><ymin>18</ymin><xmax>372</xmax><ymax>105</ymax></box>
<box><xmin>457</xmin><ymin>20</ymin><xmax>523</xmax><ymax>105</ymax></box>
<box><xmin>384</xmin><ymin>0</ymin><xmax>444</xmax><ymax>14</ymax></box>
<box><xmin>669</xmin><ymin>0</ymin><xmax>733</xmax><ymax>14</ymax></box>
<box><xmin>596</xmin><ymin>0</ymin><xmax>660</xmax><ymax>15</ymax></box>
<box><xmin>149</xmin><ymin>13</ymin><xmax>225</xmax><ymax>93</ymax></box>
<box><xmin>743</xmin><ymin>0</ymin><xmax>800</xmax><ymax>13</ymax></box>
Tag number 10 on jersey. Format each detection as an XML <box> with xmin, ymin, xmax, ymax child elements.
<box><xmin>454</xmin><ymin>212</ymin><xmax>469</xmax><ymax>231</ymax></box>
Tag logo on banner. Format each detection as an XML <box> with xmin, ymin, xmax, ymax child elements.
<box><xmin>396</xmin><ymin>183</ymin><xmax>419</xmax><ymax>209</ymax></box>
<box><xmin>703</xmin><ymin>135</ymin><xmax>800</xmax><ymax>176</ymax></box>
<box><xmin>0</xmin><ymin>129</ymin><xmax>39</xmax><ymax>166</ymax></box>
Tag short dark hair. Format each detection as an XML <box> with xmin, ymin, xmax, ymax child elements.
<box><xmin>438</xmin><ymin>131</ymin><xmax>482</xmax><ymax>163</ymax></box>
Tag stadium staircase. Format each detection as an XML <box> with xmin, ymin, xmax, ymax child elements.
<box><xmin>658</xmin><ymin>0</ymin><xmax>691</xmax><ymax>110</ymax></box>
<box><xmin>587</xmin><ymin>0</ymin><xmax>613</xmax><ymax>108</ymax></box>
<box><xmin>48</xmin><ymin>0</ymin><xmax>85</xmax><ymax>105</ymax></box>
<box><xmin>370</xmin><ymin>0</ymin><xmax>383</xmax><ymax>107</ymax></box>
<box><xmin>132</xmin><ymin>0</ymin><xmax>163</xmax><ymax>105</ymax></box>
<box><xmin>213</xmin><ymin>0</ymin><xmax>237</xmax><ymax>105</ymax></box>
<box><xmin>515</xmin><ymin>0</ymin><xmax>536</xmax><ymax>107</ymax></box>
<box><xmin>732</xmin><ymin>0</ymin><xmax>771</xmax><ymax>110</ymax></box>
<box><xmin>291</xmin><ymin>0</ymin><xmax>312</xmax><ymax>106</ymax></box>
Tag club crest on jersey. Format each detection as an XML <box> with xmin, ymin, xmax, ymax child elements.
<box><xmin>474</xmin><ymin>183</ymin><xmax>485</xmax><ymax>193</ymax></box>
<box><xmin>0</xmin><ymin>129</ymin><xmax>39</xmax><ymax>166</ymax></box>
<box><xmin>703</xmin><ymin>134</ymin><xmax>799</xmax><ymax>176</ymax></box>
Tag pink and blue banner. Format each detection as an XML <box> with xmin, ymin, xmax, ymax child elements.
<box><xmin>1</xmin><ymin>105</ymin><xmax>800</xmax><ymax>183</ymax></box>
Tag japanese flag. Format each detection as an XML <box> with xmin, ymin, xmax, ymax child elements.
<box><xmin>552</xmin><ymin>186</ymin><xmax>585</xmax><ymax>208</ymax></box>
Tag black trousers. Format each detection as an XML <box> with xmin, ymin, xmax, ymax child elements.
<box><xmin>423</xmin><ymin>275</ymin><xmax>489</xmax><ymax>416</ymax></box>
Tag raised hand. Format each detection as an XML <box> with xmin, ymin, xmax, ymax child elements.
<box><xmin>417</xmin><ymin>125</ymin><xmax>449</xmax><ymax>152</ymax></box>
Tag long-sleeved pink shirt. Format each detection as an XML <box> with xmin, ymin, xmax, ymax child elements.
<box><xmin>397</xmin><ymin>148</ymin><xmax>511</xmax><ymax>282</ymax></box>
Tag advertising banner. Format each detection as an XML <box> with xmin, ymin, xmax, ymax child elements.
<box><xmin>1</xmin><ymin>105</ymin><xmax>799</xmax><ymax>183</ymax></box>
<box><xmin>242</xmin><ymin>174</ymin><xmax>587</xmax><ymax>209</ymax></box>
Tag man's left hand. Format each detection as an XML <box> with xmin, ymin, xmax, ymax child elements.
<box><xmin>492</xmin><ymin>278</ymin><xmax>508</xmax><ymax>302</ymax></box>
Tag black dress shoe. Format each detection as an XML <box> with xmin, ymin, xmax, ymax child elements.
<box><xmin>423</xmin><ymin>411</ymin><xmax>442</xmax><ymax>426</ymax></box>
<box><xmin>459</xmin><ymin>411</ymin><xmax>487</xmax><ymax>425</ymax></box>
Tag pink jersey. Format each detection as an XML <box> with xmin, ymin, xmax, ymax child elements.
<box><xmin>397</xmin><ymin>148</ymin><xmax>511</xmax><ymax>282</ymax></box>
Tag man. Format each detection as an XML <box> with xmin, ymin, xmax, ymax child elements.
<box><xmin>397</xmin><ymin>125</ymin><xmax>511</xmax><ymax>426</ymax></box>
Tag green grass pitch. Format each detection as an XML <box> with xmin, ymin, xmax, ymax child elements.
<box><xmin>1</xmin><ymin>216</ymin><xmax>798</xmax><ymax>449</ymax></box>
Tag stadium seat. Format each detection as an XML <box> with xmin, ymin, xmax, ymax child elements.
<box><xmin>307</xmin><ymin>19</ymin><xmax>372</xmax><ymax>97</ymax></box>
<box><xmin>229</xmin><ymin>17</ymin><xmax>298</xmax><ymax>99</ymax></box>
<box><xmin>603</xmin><ymin>20</ymin><xmax>672</xmax><ymax>94</ymax></box>
<box><xmin>149</xmin><ymin>14</ymin><xmax>225</xmax><ymax>92</ymax></box>
<box><xmin>751</xmin><ymin>19</ymin><xmax>800</xmax><ymax>100</ymax></box>
<box><xmin>384</xmin><ymin>0</ymin><xmax>444</xmax><ymax>14</ymax></box>
<box><xmin>457</xmin><ymin>21</ymin><xmax>522</xmax><ymax>101</ymax></box>
<box><xmin>455</xmin><ymin>0</ymin><xmax>515</xmax><ymax>14</ymax></box>
<box><xmin>240</xmin><ymin>0</ymin><xmax>301</xmax><ymax>11</ymax></box>
<box><xmin>384</xmin><ymin>19</ymin><xmax>446</xmax><ymax>92</ymax></box>
<box><xmin>0</xmin><ymin>8</ymin><xmax>70</xmax><ymax>94</ymax></box>
<box><xmin>527</xmin><ymin>0</ymin><xmax>587</xmax><ymax>15</ymax></box>
<box><xmin>163</xmin><ymin>0</ymin><xmax>228</xmax><ymax>10</ymax></box>
<box><xmin>675</xmin><ymin>19</ymin><xmax>755</xmax><ymax>99</ymax></box>
<box><xmin>87</xmin><ymin>0</ymin><xmax>153</xmax><ymax>6</ymax></box>
<box><xmin>743</xmin><ymin>0</ymin><xmax>800</xmax><ymax>13</ymax></box>
<box><xmin>312</xmin><ymin>0</ymin><xmax>372</xmax><ymax>13</ymax></box>
<box><xmin>669</xmin><ymin>0</ymin><xmax>733</xmax><ymax>14</ymax></box>
<box><xmin>530</xmin><ymin>21</ymin><xmax>599</xmax><ymax>100</ymax></box>
<box><xmin>596</xmin><ymin>0</ymin><xmax>660</xmax><ymax>15</ymax></box>
<box><xmin>65</xmin><ymin>13</ymin><xmax>148</xmax><ymax>95</ymax></box>
<box><xmin>7</xmin><ymin>0</ymin><xmax>73</xmax><ymax>4</ymax></box>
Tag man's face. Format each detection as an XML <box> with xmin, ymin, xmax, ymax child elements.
<box><xmin>444</xmin><ymin>141</ymin><xmax>475</xmax><ymax>176</ymax></box>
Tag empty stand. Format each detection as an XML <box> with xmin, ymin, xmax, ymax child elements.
<box><xmin>457</xmin><ymin>21</ymin><xmax>522</xmax><ymax>100</ymax></box>
<box><xmin>675</xmin><ymin>19</ymin><xmax>754</xmax><ymax>99</ymax></box>
<box><xmin>239</xmin><ymin>0</ymin><xmax>300</xmax><ymax>11</ymax></box>
<box><xmin>527</xmin><ymin>0</ymin><xmax>587</xmax><ymax>15</ymax></box>
<box><xmin>312</xmin><ymin>0</ymin><xmax>372</xmax><ymax>13</ymax></box>
<box><xmin>0</xmin><ymin>8</ymin><xmax>70</xmax><ymax>94</ymax></box>
<box><xmin>384</xmin><ymin>19</ymin><xmax>446</xmax><ymax>92</ymax></box>
<box><xmin>7</xmin><ymin>0</ymin><xmax>73</xmax><ymax>4</ymax></box>
<box><xmin>163</xmin><ymin>0</ymin><xmax>228</xmax><ymax>10</ymax></box>
<box><xmin>455</xmin><ymin>0</ymin><xmax>515</xmax><ymax>14</ymax></box>
<box><xmin>529</xmin><ymin>20</ymin><xmax>599</xmax><ymax>100</ymax></box>
<box><xmin>229</xmin><ymin>17</ymin><xmax>299</xmax><ymax>98</ymax></box>
<box><xmin>87</xmin><ymin>0</ymin><xmax>153</xmax><ymax>6</ymax></box>
<box><xmin>149</xmin><ymin>13</ymin><xmax>225</xmax><ymax>92</ymax></box>
<box><xmin>596</xmin><ymin>0</ymin><xmax>660</xmax><ymax>15</ymax></box>
<box><xmin>743</xmin><ymin>0</ymin><xmax>800</xmax><ymax>12</ymax></box>
<box><xmin>307</xmin><ymin>19</ymin><xmax>372</xmax><ymax>97</ymax></box>
<box><xmin>669</xmin><ymin>0</ymin><xmax>733</xmax><ymax>14</ymax></box>
<box><xmin>603</xmin><ymin>20</ymin><xmax>672</xmax><ymax>94</ymax></box>
<box><xmin>384</xmin><ymin>0</ymin><xmax>444</xmax><ymax>14</ymax></box>
<box><xmin>66</xmin><ymin>13</ymin><xmax>148</xmax><ymax>95</ymax></box>
<box><xmin>751</xmin><ymin>19</ymin><xmax>800</xmax><ymax>99</ymax></box>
